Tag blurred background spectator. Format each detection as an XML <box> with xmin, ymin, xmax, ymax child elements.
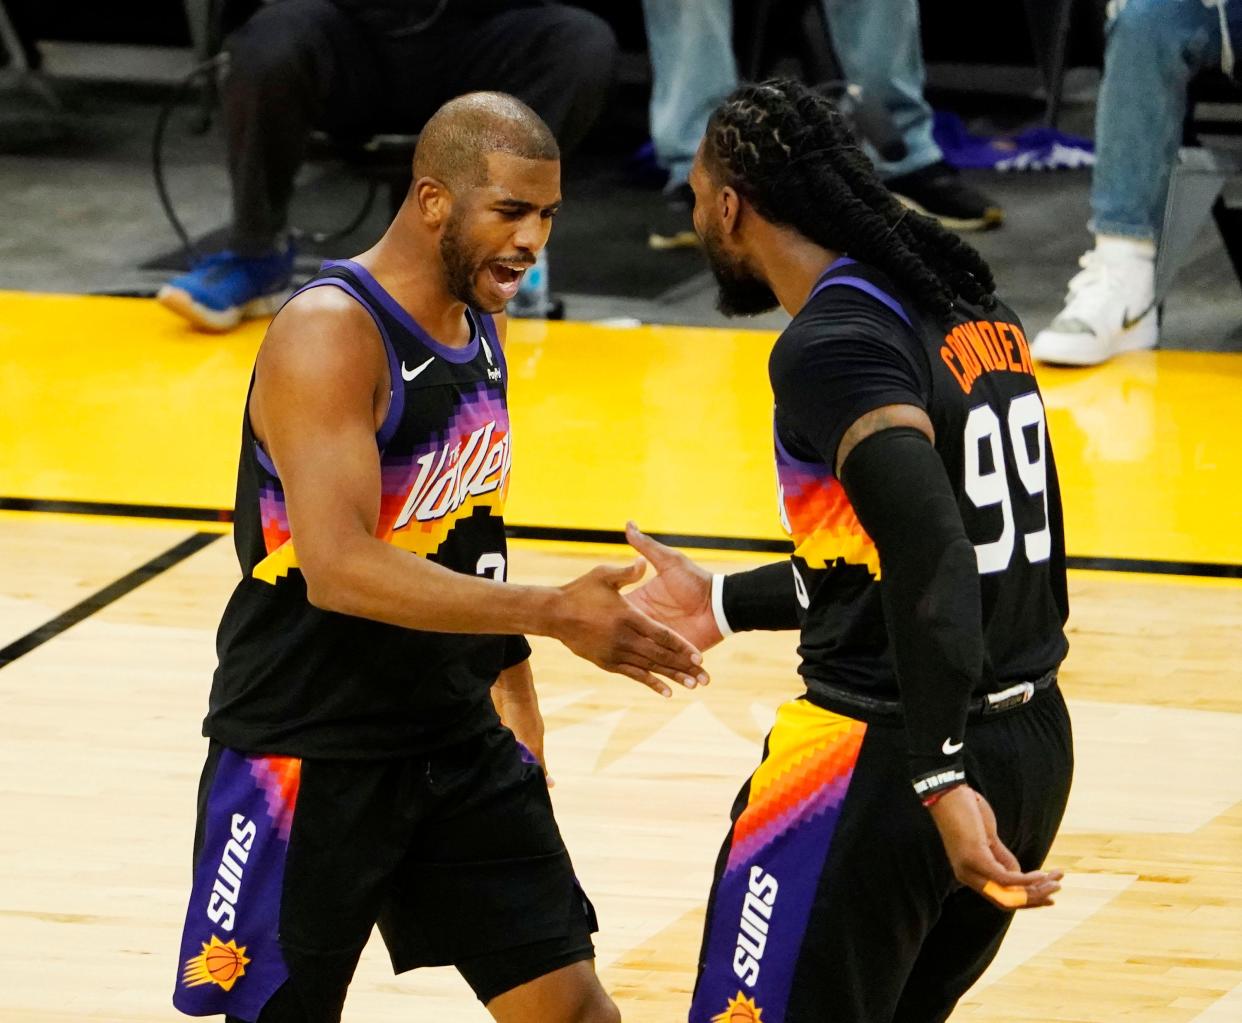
<box><xmin>4</xmin><ymin>0</ymin><xmax>1241</xmax><ymax>348</ymax></box>
<box><xmin>156</xmin><ymin>0</ymin><xmax>616</xmax><ymax>331</ymax></box>
<box><xmin>1032</xmin><ymin>0</ymin><xmax>1241</xmax><ymax>366</ymax></box>
<box><xmin>641</xmin><ymin>0</ymin><xmax>1003</xmax><ymax>252</ymax></box>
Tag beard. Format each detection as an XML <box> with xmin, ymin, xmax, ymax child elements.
<box><xmin>439</xmin><ymin>207</ymin><xmax>500</xmax><ymax>313</ymax></box>
<box><xmin>702</xmin><ymin>223</ymin><xmax>779</xmax><ymax>317</ymax></box>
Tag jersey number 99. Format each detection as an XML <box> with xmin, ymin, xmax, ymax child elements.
<box><xmin>963</xmin><ymin>392</ymin><xmax>1051</xmax><ymax>574</ymax></box>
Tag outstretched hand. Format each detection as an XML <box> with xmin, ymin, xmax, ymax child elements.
<box><xmin>551</xmin><ymin>556</ymin><xmax>709</xmax><ymax>697</ymax></box>
<box><xmin>928</xmin><ymin>785</ymin><xmax>1063</xmax><ymax>910</ymax></box>
<box><xmin>623</xmin><ymin>522</ymin><xmax>725</xmax><ymax>653</ymax></box>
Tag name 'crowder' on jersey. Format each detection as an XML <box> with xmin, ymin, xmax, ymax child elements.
<box><xmin>768</xmin><ymin>257</ymin><xmax>1069</xmax><ymax>706</ymax></box>
<box><xmin>206</xmin><ymin>259</ymin><xmax>529</xmax><ymax>758</ymax></box>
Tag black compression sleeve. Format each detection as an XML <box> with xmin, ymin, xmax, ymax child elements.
<box><xmin>839</xmin><ymin>427</ymin><xmax>983</xmax><ymax>799</ymax></box>
<box><xmin>720</xmin><ymin>561</ymin><xmax>802</xmax><ymax>632</ymax></box>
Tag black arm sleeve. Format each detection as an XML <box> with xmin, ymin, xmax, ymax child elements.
<box><xmin>839</xmin><ymin>427</ymin><xmax>983</xmax><ymax>798</ymax></box>
<box><xmin>721</xmin><ymin>561</ymin><xmax>802</xmax><ymax>632</ymax></box>
<box><xmin>500</xmin><ymin>634</ymin><xmax>532</xmax><ymax>671</ymax></box>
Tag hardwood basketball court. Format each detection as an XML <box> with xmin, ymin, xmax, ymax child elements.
<box><xmin>1</xmin><ymin>292</ymin><xmax>1240</xmax><ymax>1022</ymax></box>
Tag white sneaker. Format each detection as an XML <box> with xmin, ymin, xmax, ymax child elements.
<box><xmin>1031</xmin><ymin>245</ymin><xmax>1158</xmax><ymax>367</ymax></box>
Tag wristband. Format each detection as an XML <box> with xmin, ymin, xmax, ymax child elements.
<box><xmin>912</xmin><ymin>766</ymin><xmax>966</xmax><ymax>805</ymax></box>
<box><xmin>710</xmin><ymin>573</ymin><xmax>735</xmax><ymax>638</ymax></box>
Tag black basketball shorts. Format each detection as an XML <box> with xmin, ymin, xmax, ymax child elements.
<box><xmin>689</xmin><ymin>685</ymin><xmax>1073</xmax><ymax>1023</ymax></box>
<box><xmin>172</xmin><ymin>724</ymin><xmax>596</xmax><ymax>1023</ymax></box>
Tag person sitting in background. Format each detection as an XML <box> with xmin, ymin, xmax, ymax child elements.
<box><xmin>1032</xmin><ymin>0</ymin><xmax>1240</xmax><ymax>366</ymax></box>
<box><xmin>158</xmin><ymin>0</ymin><xmax>616</xmax><ymax>332</ymax></box>
<box><xmin>641</xmin><ymin>0</ymin><xmax>1002</xmax><ymax>251</ymax></box>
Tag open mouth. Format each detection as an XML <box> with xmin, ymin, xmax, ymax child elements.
<box><xmin>487</xmin><ymin>260</ymin><xmax>530</xmax><ymax>299</ymax></box>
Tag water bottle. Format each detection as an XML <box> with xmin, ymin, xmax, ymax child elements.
<box><xmin>509</xmin><ymin>249</ymin><xmax>550</xmax><ymax>318</ymax></box>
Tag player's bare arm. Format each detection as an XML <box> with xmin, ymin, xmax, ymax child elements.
<box><xmin>491</xmin><ymin>659</ymin><xmax>552</xmax><ymax>785</ymax></box>
<box><xmin>251</xmin><ymin>293</ymin><xmax>708</xmax><ymax>695</ymax></box>
<box><xmin>836</xmin><ymin>404</ymin><xmax>1061</xmax><ymax>910</ymax></box>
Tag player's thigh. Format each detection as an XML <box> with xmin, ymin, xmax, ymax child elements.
<box><xmin>277</xmin><ymin>757</ymin><xmax>422</xmax><ymax>1018</ymax></box>
<box><xmin>377</xmin><ymin>726</ymin><xmax>596</xmax><ymax>983</ymax></box>
<box><xmin>895</xmin><ymin>689</ymin><xmax>1074</xmax><ymax>1022</ymax></box>
<box><xmin>783</xmin><ymin>721</ymin><xmax>954</xmax><ymax>1022</ymax></box>
<box><xmin>1003</xmin><ymin>685</ymin><xmax>1073</xmax><ymax>867</ymax></box>
<box><xmin>690</xmin><ymin>699</ymin><xmax>953</xmax><ymax>1023</ymax></box>
<box><xmin>484</xmin><ymin>960</ymin><xmax>618</xmax><ymax>1023</ymax></box>
<box><xmin>176</xmin><ymin>749</ymin><xmax>404</xmax><ymax>1023</ymax></box>
<box><xmin>891</xmin><ymin>885</ymin><xmax>1013</xmax><ymax>1023</ymax></box>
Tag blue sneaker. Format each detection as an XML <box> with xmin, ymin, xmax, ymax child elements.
<box><xmin>157</xmin><ymin>247</ymin><xmax>295</xmax><ymax>332</ymax></box>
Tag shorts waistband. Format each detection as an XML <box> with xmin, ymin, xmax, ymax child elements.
<box><xmin>804</xmin><ymin>669</ymin><xmax>1059</xmax><ymax>724</ymax></box>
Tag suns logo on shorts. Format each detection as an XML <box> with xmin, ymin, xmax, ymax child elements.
<box><xmin>712</xmin><ymin>992</ymin><xmax>763</xmax><ymax>1022</ymax></box>
<box><xmin>181</xmin><ymin>934</ymin><xmax>251</xmax><ymax>992</ymax></box>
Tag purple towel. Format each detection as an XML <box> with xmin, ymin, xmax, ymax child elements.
<box><xmin>933</xmin><ymin>111</ymin><xmax>1094</xmax><ymax>172</ymax></box>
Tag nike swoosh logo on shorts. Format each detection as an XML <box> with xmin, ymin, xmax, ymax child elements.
<box><xmin>942</xmin><ymin>737</ymin><xmax>964</xmax><ymax>755</ymax></box>
<box><xmin>401</xmin><ymin>356</ymin><xmax>435</xmax><ymax>382</ymax></box>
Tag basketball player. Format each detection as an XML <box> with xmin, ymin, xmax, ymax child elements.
<box><xmin>172</xmin><ymin>92</ymin><xmax>708</xmax><ymax>1023</ymax></box>
<box><xmin>625</xmin><ymin>79</ymin><xmax>1074</xmax><ymax>1023</ymax></box>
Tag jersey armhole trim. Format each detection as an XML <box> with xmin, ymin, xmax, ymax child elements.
<box><xmin>325</xmin><ymin>258</ymin><xmax>481</xmax><ymax>364</ymax></box>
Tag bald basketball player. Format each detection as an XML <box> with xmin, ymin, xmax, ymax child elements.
<box><xmin>172</xmin><ymin>93</ymin><xmax>707</xmax><ymax>1023</ymax></box>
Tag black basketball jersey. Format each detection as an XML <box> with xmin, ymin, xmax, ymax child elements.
<box><xmin>206</xmin><ymin>259</ymin><xmax>527</xmax><ymax>758</ymax></box>
<box><xmin>768</xmin><ymin>257</ymin><xmax>1069</xmax><ymax>702</ymax></box>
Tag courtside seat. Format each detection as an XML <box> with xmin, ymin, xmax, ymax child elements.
<box><xmin>1156</xmin><ymin>70</ymin><xmax>1242</xmax><ymax>306</ymax></box>
<box><xmin>306</xmin><ymin>130</ymin><xmax>420</xmax><ymax>221</ymax></box>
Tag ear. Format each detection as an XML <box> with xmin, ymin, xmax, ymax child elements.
<box><xmin>414</xmin><ymin>177</ymin><xmax>451</xmax><ymax>228</ymax></box>
<box><xmin>719</xmin><ymin>185</ymin><xmax>741</xmax><ymax>236</ymax></box>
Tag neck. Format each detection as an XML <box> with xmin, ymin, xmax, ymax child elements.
<box><xmin>351</xmin><ymin>203</ymin><xmax>473</xmax><ymax>347</ymax></box>
<box><xmin>750</xmin><ymin>222</ymin><xmax>842</xmax><ymax>318</ymax></box>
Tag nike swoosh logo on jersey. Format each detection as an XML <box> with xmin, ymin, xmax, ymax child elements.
<box><xmin>942</xmin><ymin>737</ymin><xmax>964</xmax><ymax>755</ymax></box>
<box><xmin>401</xmin><ymin>356</ymin><xmax>435</xmax><ymax>382</ymax></box>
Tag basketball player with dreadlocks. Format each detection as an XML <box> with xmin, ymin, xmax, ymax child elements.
<box><xmin>625</xmin><ymin>79</ymin><xmax>1074</xmax><ymax>1023</ymax></box>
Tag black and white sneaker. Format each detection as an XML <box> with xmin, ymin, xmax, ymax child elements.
<box><xmin>886</xmin><ymin>161</ymin><xmax>1003</xmax><ymax>232</ymax></box>
<box><xmin>647</xmin><ymin>182</ymin><xmax>700</xmax><ymax>250</ymax></box>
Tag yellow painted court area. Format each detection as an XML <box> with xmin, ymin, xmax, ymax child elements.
<box><xmin>2</xmin><ymin>290</ymin><xmax>1240</xmax><ymax>565</ymax></box>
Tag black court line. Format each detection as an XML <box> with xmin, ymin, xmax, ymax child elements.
<box><xmin>1064</xmin><ymin>555</ymin><xmax>1242</xmax><ymax>579</ymax></box>
<box><xmin>504</xmin><ymin>523</ymin><xmax>794</xmax><ymax>554</ymax></box>
<box><xmin>0</xmin><ymin>496</ymin><xmax>233</xmax><ymax>523</ymax></box>
<box><xmin>0</xmin><ymin>532</ymin><xmax>221</xmax><ymax>670</ymax></box>
<box><xmin>2</xmin><ymin>496</ymin><xmax>1240</xmax><ymax>580</ymax></box>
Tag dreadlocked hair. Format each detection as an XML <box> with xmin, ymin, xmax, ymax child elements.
<box><xmin>704</xmin><ymin>78</ymin><xmax>997</xmax><ymax>325</ymax></box>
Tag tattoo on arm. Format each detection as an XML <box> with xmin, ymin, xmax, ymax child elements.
<box><xmin>835</xmin><ymin>404</ymin><xmax>935</xmax><ymax>478</ymax></box>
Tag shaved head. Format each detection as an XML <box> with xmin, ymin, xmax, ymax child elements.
<box><xmin>413</xmin><ymin>91</ymin><xmax>559</xmax><ymax>191</ymax></box>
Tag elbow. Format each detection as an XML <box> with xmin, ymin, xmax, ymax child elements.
<box><xmin>304</xmin><ymin>573</ymin><xmax>345</xmax><ymax>614</ymax></box>
<box><xmin>302</xmin><ymin>559</ymin><xmax>356</xmax><ymax>615</ymax></box>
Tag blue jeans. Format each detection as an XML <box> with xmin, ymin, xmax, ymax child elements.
<box><xmin>641</xmin><ymin>0</ymin><xmax>738</xmax><ymax>188</ymax></box>
<box><xmin>1091</xmin><ymin>0</ymin><xmax>1241</xmax><ymax>241</ymax></box>
<box><xmin>641</xmin><ymin>0</ymin><xmax>940</xmax><ymax>189</ymax></box>
<box><xmin>820</xmin><ymin>0</ymin><xmax>941</xmax><ymax>179</ymax></box>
